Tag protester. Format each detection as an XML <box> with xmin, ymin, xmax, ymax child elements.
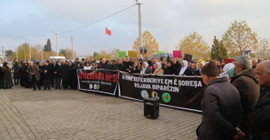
<box><xmin>83</xmin><ymin>62</ymin><xmax>92</xmax><ymax>70</ymax></box>
<box><xmin>179</xmin><ymin>60</ymin><xmax>192</xmax><ymax>76</ymax></box>
<box><xmin>52</xmin><ymin>60</ymin><xmax>61</xmax><ymax>89</ymax></box>
<box><xmin>123</xmin><ymin>56</ymin><xmax>133</xmax><ymax>72</ymax></box>
<box><xmin>39</xmin><ymin>62</ymin><xmax>44</xmax><ymax>86</ymax></box>
<box><xmin>12</xmin><ymin>61</ymin><xmax>20</xmax><ymax>86</ymax></box>
<box><xmin>252</xmin><ymin>60</ymin><xmax>270</xmax><ymax>140</ymax></box>
<box><xmin>110</xmin><ymin>60</ymin><xmax>119</xmax><ymax>70</ymax></box>
<box><xmin>252</xmin><ymin>58</ymin><xmax>258</xmax><ymax>69</ymax></box>
<box><xmin>196</xmin><ymin>61</ymin><xmax>245</xmax><ymax>140</ymax></box>
<box><xmin>164</xmin><ymin>61</ymin><xmax>175</xmax><ymax>75</ymax></box>
<box><xmin>129</xmin><ymin>60</ymin><xmax>141</xmax><ymax>74</ymax></box>
<box><xmin>230</xmin><ymin>56</ymin><xmax>260</xmax><ymax>139</ymax></box>
<box><xmin>194</xmin><ymin>62</ymin><xmax>205</xmax><ymax>76</ymax></box>
<box><xmin>42</xmin><ymin>61</ymin><xmax>52</xmax><ymax>90</ymax></box>
<box><xmin>140</xmin><ymin>62</ymin><xmax>151</xmax><ymax>74</ymax></box>
<box><xmin>99</xmin><ymin>58</ymin><xmax>110</xmax><ymax>69</ymax></box>
<box><xmin>190</xmin><ymin>62</ymin><xmax>197</xmax><ymax>75</ymax></box>
<box><xmin>20</xmin><ymin>61</ymin><xmax>30</xmax><ymax>88</ymax></box>
<box><xmin>219</xmin><ymin>63</ymin><xmax>235</xmax><ymax>78</ymax></box>
<box><xmin>27</xmin><ymin>61</ymin><xmax>41</xmax><ymax>90</ymax></box>
<box><xmin>152</xmin><ymin>63</ymin><xmax>158</xmax><ymax>73</ymax></box>
<box><xmin>116</xmin><ymin>59</ymin><xmax>124</xmax><ymax>71</ymax></box>
<box><xmin>170</xmin><ymin>57</ymin><xmax>181</xmax><ymax>75</ymax></box>
<box><xmin>60</xmin><ymin>60</ymin><xmax>69</xmax><ymax>90</ymax></box>
<box><xmin>0</xmin><ymin>64</ymin><xmax>3</xmax><ymax>88</ymax></box>
<box><xmin>2</xmin><ymin>62</ymin><xmax>12</xmax><ymax>89</ymax></box>
<box><xmin>153</xmin><ymin>63</ymin><xmax>164</xmax><ymax>75</ymax></box>
<box><xmin>68</xmin><ymin>62</ymin><xmax>77</xmax><ymax>90</ymax></box>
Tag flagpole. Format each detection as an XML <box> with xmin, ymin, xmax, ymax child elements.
<box><xmin>104</xmin><ymin>31</ymin><xmax>107</xmax><ymax>50</ymax></box>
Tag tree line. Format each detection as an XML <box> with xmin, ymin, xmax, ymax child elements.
<box><xmin>4</xmin><ymin>20</ymin><xmax>270</xmax><ymax>61</ymax></box>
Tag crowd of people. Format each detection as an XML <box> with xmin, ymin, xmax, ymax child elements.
<box><xmin>0</xmin><ymin>55</ymin><xmax>269</xmax><ymax>140</ymax></box>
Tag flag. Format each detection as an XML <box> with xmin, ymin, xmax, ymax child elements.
<box><xmin>105</xmin><ymin>27</ymin><xmax>111</xmax><ymax>36</ymax></box>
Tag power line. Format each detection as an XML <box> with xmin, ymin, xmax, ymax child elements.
<box><xmin>59</xmin><ymin>3</ymin><xmax>137</xmax><ymax>34</ymax></box>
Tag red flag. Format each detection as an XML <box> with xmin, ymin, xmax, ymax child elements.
<box><xmin>105</xmin><ymin>27</ymin><xmax>111</xmax><ymax>36</ymax></box>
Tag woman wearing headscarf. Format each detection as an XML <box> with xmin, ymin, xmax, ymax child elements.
<box><xmin>153</xmin><ymin>62</ymin><xmax>164</xmax><ymax>75</ymax></box>
<box><xmin>219</xmin><ymin>63</ymin><xmax>235</xmax><ymax>79</ymax></box>
<box><xmin>140</xmin><ymin>62</ymin><xmax>152</xmax><ymax>74</ymax></box>
<box><xmin>179</xmin><ymin>60</ymin><xmax>192</xmax><ymax>76</ymax></box>
<box><xmin>2</xmin><ymin>62</ymin><xmax>12</xmax><ymax>89</ymax></box>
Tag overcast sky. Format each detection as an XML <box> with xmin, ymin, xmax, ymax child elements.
<box><xmin>1</xmin><ymin>0</ymin><xmax>270</xmax><ymax>56</ymax></box>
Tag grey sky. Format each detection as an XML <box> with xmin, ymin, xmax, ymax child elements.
<box><xmin>1</xmin><ymin>0</ymin><xmax>270</xmax><ymax>56</ymax></box>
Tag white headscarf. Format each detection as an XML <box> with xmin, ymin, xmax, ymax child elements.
<box><xmin>219</xmin><ymin>63</ymin><xmax>234</xmax><ymax>78</ymax></box>
<box><xmin>156</xmin><ymin>62</ymin><xmax>161</xmax><ymax>68</ymax></box>
<box><xmin>179</xmin><ymin>60</ymin><xmax>188</xmax><ymax>76</ymax></box>
<box><xmin>140</xmin><ymin>62</ymin><xmax>149</xmax><ymax>74</ymax></box>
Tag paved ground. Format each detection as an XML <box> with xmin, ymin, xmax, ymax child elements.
<box><xmin>0</xmin><ymin>86</ymin><xmax>201</xmax><ymax>140</ymax></box>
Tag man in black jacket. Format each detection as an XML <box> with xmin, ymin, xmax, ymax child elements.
<box><xmin>231</xmin><ymin>56</ymin><xmax>260</xmax><ymax>139</ymax></box>
<box><xmin>42</xmin><ymin>61</ymin><xmax>52</xmax><ymax>90</ymax></box>
<box><xmin>197</xmin><ymin>61</ymin><xmax>245</xmax><ymax>140</ymax></box>
<box><xmin>52</xmin><ymin>60</ymin><xmax>60</xmax><ymax>89</ymax></box>
<box><xmin>252</xmin><ymin>60</ymin><xmax>270</xmax><ymax>140</ymax></box>
<box><xmin>123</xmin><ymin>57</ymin><xmax>133</xmax><ymax>72</ymax></box>
<box><xmin>60</xmin><ymin>60</ymin><xmax>69</xmax><ymax>90</ymax></box>
<box><xmin>99</xmin><ymin>58</ymin><xmax>109</xmax><ymax>69</ymax></box>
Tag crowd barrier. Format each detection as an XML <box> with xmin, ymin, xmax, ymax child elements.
<box><xmin>77</xmin><ymin>69</ymin><xmax>205</xmax><ymax>113</ymax></box>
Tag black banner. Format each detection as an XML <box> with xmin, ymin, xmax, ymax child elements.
<box><xmin>77</xmin><ymin>69</ymin><xmax>118</xmax><ymax>95</ymax></box>
<box><xmin>118</xmin><ymin>72</ymin><xmax>205</xmax><ymax>112</ymax></box>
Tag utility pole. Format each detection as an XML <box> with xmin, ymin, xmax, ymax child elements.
<box><xmin>136</xmin><ymin>0</ymin><xmax>142</xmax><ymax>57</ymax></box>
<box><xmin>71</xmin><ymin>36</ymin><xmax>74</xmax><ymax>60</ymax></box>
<box><xmin>53</xmin><ymin>32</ymin><xmax>58</xmax><ymax>56</ymax></box>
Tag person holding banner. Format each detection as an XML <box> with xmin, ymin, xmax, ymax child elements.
<box><xmin>123</xmin><ymin>56</ymin><xmax>133</xmax><ymax>72</ymax></box>
<box><xmin>179</xmin><ymin>60</ymin><xmax>192</xmax><ymax>76</ymax></box>
<box><xmin>197</xmin><ymin>61</ymin><xmax>245</xmax><ymax>140</ymax></box>
<box><xmin>129</xmin><ymin>61</ymin><xmax>141</xmax><ymax>74</ymax></box>
<box><xmin>140</xmin><ymin>62</ymin><xmax>151</xmax><ymax>74</ymax></box>
<box><xmin>194</xmin><ymin>62</ymin><xmax>205</xmax><ymax>76</ymax></box>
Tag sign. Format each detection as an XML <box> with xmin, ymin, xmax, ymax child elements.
<box><xmin>184</xmin><ymin>54</ymin><xmax>192</xmax><ymax>62</ymax></box>
<box><xmin>156</xmin><ymin>51</ymin><xmax>166</xmax><ymax>55</ymax></box>
<box><xmin>118</xmin><ymin>72</ymin><xmax>205</xmax><ymax>112</ymax></box>
<box><xmin>77</xmin><ymin>69</ymin><xmax>118</xmax><ymax>95</ymax></box>
<box><xmin>128</xmin><ymin>51</ymin><xmax>137</xmax><ymax>58</ymax></box>
<box><xmin>242</xmin><ymin>50</ymin><xmax>251</xmax><ymax>57</ymax></box>
<box><xmin>173</xmin><ymin>50</ymin><xmax>182</xmax><ymax>58</ymax></box>
<box><xmin>140</xmin><ymin>47</ymin><xmax>147</xmax><ymax>53</ymax></box>
<box><xmin>196</xmin><ymin>58</ymin><xmax>206</xmax><ymax>68</ymax></box>
<box><xmin>118</xmin><ymin>51</ymin><xmax>126</xmax><ymax>58</ymax></box>
<box><xmin>224</xmin><ymin>58</ymin><xmax>235</xmax><ymax>64</ymax></box>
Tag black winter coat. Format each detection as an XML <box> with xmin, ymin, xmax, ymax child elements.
<box><xmin>60</xmin><ymin>64</ymin><xmax>69</xmax><ymax>82</ymax></box>
<box><xmin>252</xmin><ymin>86</ymin><xmax>270</xmax><ymax>140</ymax></box>
<box><xmin>231</xmin><ymin>69</ymin><xmax>260</xmax><ymax>137</ymax></box>
<box><xmin>51</xmin><ymin>63</ymin><xmax>60</xmax><ymax>78</ymax></box>
<box><xmin>197</xmin><ymin>77</ymin><xmax>242</xmax><ymax>140</ymax></box>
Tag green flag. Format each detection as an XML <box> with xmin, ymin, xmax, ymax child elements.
<box><xmin>118</xmin><ymin>51</ymin><xmax>126</xmax><ymax>58</ymax></box>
